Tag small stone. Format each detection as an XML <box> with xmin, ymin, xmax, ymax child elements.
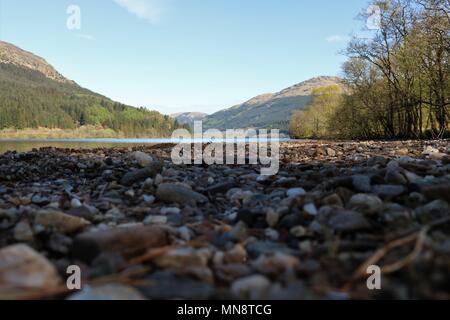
<box><xmin>143</xmin><ymin>215</ymin><xmax>168</xmax><ymax>225</ymax></box>
<box><xmin>230</xmin><ymin>190</ymin><xmax>254</xmax><ymax>203</ymax></box>
<box><xmin>206</xmin><ymin>182</ymin><xmax>238</xmax><ymax>195</ymax></box>
<box><xmin>35</xmin><ymin>210</ymin><xmax>90</xmax><ymax>234</ymax></box>
<box><xmin>177</xmin><ymin>226</ymin><xmax>192</xmax><ymax>242</ymax></box>
<box><xmin>160</xmin><ymin>207</ymin><xmax>181</xmax><ymax>215</ymax></box>
<box><xmin>132</xmin><ymin>151</ymin><xmax>154</xmax><ymax>168</ymax></box>
<box><xmin>326</xmin><ymin>148</ymin><xmax>336</xmax><ymax>157</ymax></box>
<box><xmin>231</xmin><ymin>275</ymin><xmax>271</xmax><ymax>299</ymax></box>
<box><xmin>13</xmin><ymin>220</ymin><xmax>34</xmax><ymax>242</ymax></box>
<box><xmin>143</xmin><ymin>178</ymin><xmax>154</xmax><ymax>188</ymax></box>
<box><xmin>216</xmin><ymin>264</ymin><xmax>253</xmax><ymax>283</ymax></box>
<box><xmin>328</xmin><ymin>210</ymin><xmax>371</xmax><ymax>232</ymax></box>
<box><xmin>290</xmin><ymin>225</ymin><xmax>308</xmax><ymax>237</ymax></box>
<box><xmin>154</xmin><ymin>248</ymin><xmax>209</xmax><ymax>269</ymax></box>
<box><xmin>252</xmin><ymin>252</ymin><xmax>300</xmax><ymax>275</ymax></box>
<box><xmin>348</xmin><ymin>194</ymin><xmax>383</xmax><ymax>214</ymax></box>
<box><xmin>183</xmin><ymin>266</ymin><xmax>214</xmax><ymax>284</ymax></box>
<box><xmin>367</xmin><ymin>156</ymin><xmax>387</xmax><ymax>167</ymax></box>
<box><xmin>67</xmin><ymin>205</ymin><xmax>98</xmax><ymax>221</ymax></box>
<box><xmin>264</xmin><ymin>228</ymin><xmax>279</xmax><ymax>241</ymax></box>
<box><xmin>120</xmin><ymin>162</ymin><xmax>163</xmax><ymax>186</ymax></box>
<box><xmin>124</xmin><ymin>190</ymin><xmax>135</xmax><ymax>198</ymax></box>
<box><xmin>156</xmin><ymin>183</ymin><xmax>208</xmax><ymax>205</ymax></box>
<box><xmin>352</xmin><ymin>175</ymin><xmax>371</xmax><ymax>193</ymax></box>
<box><xmin>287</xmin><ymin>188</ymin><xmax>306</xmax><ymax>198</ymax></box>
<box><xmin>154</xmin><ymin>174</ymin><xmax>164</xmax><ymax>185</ymax></box>
<box><xmin>403</xmin><ymin>170</ymin><xmax>421</xmax><ymax>184</ymax></box>
<box><xmin>322</xmin><ymin>193</ymin><xmax>344</xmax><ymax>207</ymax></box>
<box><xmin>138</xmin><ymin>271</ymin><xmax>214</xmax><ymax>300</ymax></box>
<box><xmin>299</xmin><ymin>240</ymin><xmax>313</xmax><ymax>253</ymax></box>
<box><xmin>382</xmin><ymin>204</ymin><xmax>412</xmax><ymax>224</ymax></box>
<box><xmin>303</xmin><ymin>203</ymin><xmax>318</xmax><ymax>216</ymax></box>
<box><xmin>212</xmin><ymin>251</ymin><xmax>225</xmax><ymax>266</ymax></box>
<box><xmin>407</xmin><ymin>192</ymin><xmax>426</xmax><ymax>207</ymax></box>
<box><xmin>0</xmin><ymin>244</ymin><xmax>61</xmax><ymax>290</ymax></box>
<box><xmin>265</xmin><ymin>208</ymin><xmax>279</xmax><ymax>228</ymax></box>
<box><xmin>385</xmin><ymin>168</ymin><xmax>408</xmax><ymax>185</ymax></box>
<box><xmin>143</xmin><ymin>195</ymin><xmax>156</xmax><ymax>204</ymax></box>
<box><xmin>224</xmin><ymin>244</ymin><xmax>247</xmax><ymax>264</ymax></box>
<box><xmin>31</xmin><ymin>195</ymin><xmax>50</xmax><ymax>206</ymax></box>
<box><xmin>68</xmin><ymin>284</ymin><xmax>146</xmax><ymax>300</ymax></box>
<box><xmin>228</xmin><ymin>221</ymin><xmax>248</xmax><ymax>242</ymax></box>
<box><xmin>246</xmin><ymin>241</ymin><xmax>298</xmax><ymax>258</ymax></box>
<box><xmin>372</xmin><ymin>185</ymin><xmax>406</xmax><ymax>198</ymax></box>
<box><xmin>415</xmin><ymin>200</ymin><xmax>450</xmax><ymax>221</ymax></box>
<box><xmin>274</xmin><ymin>177</ymin><xmax>297</xmax><ymax>188</ymax></box>
<box><xmin>422</xmin><ymin>146</ymin><xmax>443</xmax><ymax>159</ymax></box>
<box><xmin>421</xmin><ymin>184</ymin><xmax>450</xmax><ymax>202</ymax></box>
<box><xmin>71</xmin><ymin>198</ymin><xmax>82</xmax><ymax>208</ymax></box>
<box><xmin>47</xmin><ymin>233</ymin><xmax>72</xmax><ymax>254</ymax></box>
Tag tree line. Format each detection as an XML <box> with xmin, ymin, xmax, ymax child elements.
<box><xmin>0</xmin><ymin>63</ymin><xmax>184</xmax><ymax>137</ymax></box>
<box><xmin>291</xmin><ymin>0</ymin><xmax>449</xmax><ymax>139</ymax></box>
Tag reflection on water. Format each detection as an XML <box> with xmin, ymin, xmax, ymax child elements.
<box><xmin>0</xmin><ymin>138</ymin><xmax>290</xmax><ymax>154</ymax></box>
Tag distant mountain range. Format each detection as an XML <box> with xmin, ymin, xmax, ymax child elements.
<box><xmin>202</xmin><ymin>76</ymin><xmax>343</xmax><ymax>133</ymax></box>
<box><xmin>0</xmin><ymin>41</ymin><xmax>180</xmax><ymax>137</ymax></box>
<box><xmin>179</xmin><ymin>76</ymin><xmax>342</xmax><ymax>133</ymax></box>
<box><xmin>170</xmin><ymin>112</ymin><xmax>208</xmax><ymax>127</ymax></box>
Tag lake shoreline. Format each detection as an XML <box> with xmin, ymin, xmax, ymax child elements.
<box><xmin>0</xmin><ymin>140</ymin><xmax>449</xmax><ymax>299</ymax></box>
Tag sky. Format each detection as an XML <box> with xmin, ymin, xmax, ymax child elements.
<box><xmin>0</xmin><ymin>0</ymin><xmax>371</xmax><ymax>115</ymax></box>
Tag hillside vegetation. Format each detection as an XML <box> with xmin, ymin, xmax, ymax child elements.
<box><xmin>0</xmin><ymin>42</ymin><xmax>182</xmax><ymax>138</ymax></box>
<box><xmin>204</xmin><ymin>76</ymin><xmax>342</xmax><ymax>133</ymax></box>
<box><xmin>290</xmin><ymin>0</ymin><xmax>449</xmax><ymax>139</ymax></box>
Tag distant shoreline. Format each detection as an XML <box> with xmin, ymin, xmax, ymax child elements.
<box><xmin>0</xmin><ymin>126</ymin><xmax>167</xmax><ymax>139</ymax></box>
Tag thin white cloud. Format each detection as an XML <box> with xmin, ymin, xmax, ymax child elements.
<box><xmin>113</xmin><ymin>0</ymin><xmax>163</xmax><ymax>23</ymax></box>
<box><xmin>326</xmin><ymin>35</ymin><xmax>350</xmax><ymax>44</ymax></box>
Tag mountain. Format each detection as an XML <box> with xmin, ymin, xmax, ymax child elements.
<box><xmin>203</xmin><ymin>76</ymin><xmax>343</xmax><ymax>133</ymax></box>
<box><xmin>170</xmin><ymin>112</ymin><xmax>208</xmax><ymax>127</ymax></box>
<box><xmin>0</xmin><ymin>41</ymin><xmax>72</xmax><ymax>84</ymax></box>
<box><xmin>0</xmin><ymin>41</ymin><xmax>181</xmax><ymax>137</ymax></box>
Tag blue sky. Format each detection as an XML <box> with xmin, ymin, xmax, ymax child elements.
<box><xmin>0</xmin><ymin>0</ymin><xmax>370</xmax><ymax>115</ymax></box>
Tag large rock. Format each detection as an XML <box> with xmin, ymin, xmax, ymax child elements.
<box><xmin>156</xmin><ymin>183</ymin><xmax>208</xmax><ymax>205</ymax></box>
<box><xmin>0</xmin><ymin>244</ymin><xmax>61</xmax><ymax>290</ymax></box>
<box><xmin>34</xmin><ymin>210</ymin><xmax>90</xmax><ymax>234</ymax></box>
<box><xmin>72</xmin><ymin>225</ymin><xmax>169</xmax><ymax>262</ymax></box>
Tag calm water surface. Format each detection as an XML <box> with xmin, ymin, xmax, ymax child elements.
<box><xmin>0</xmin><ymin>138</ymin><xmax>291</xmax><ymax>154</ymax></box>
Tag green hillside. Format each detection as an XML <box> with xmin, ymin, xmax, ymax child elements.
<box><xmin>0</xmin><ymin>44</ymin><xmax>182</xmax><ymax>138</ymax></box>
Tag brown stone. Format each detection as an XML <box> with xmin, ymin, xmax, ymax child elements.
<box><xmin>422</xmin><ymin>184</ymin><xmax>450</xmax><ymax>202</ymax></box>
<box><xmin>72</xmin><ymin>225</ymin><xmax>170</xmax><ymax>262</ymax></box>
<box><xmin>0</xmin><ymin>244</ymin><xmax>61</xmax><ymax>290</ymax></box>
<box><xmin>120</xmin><ymin>161</ymin><xmax>163</xmax><ymax>186</ymax></box>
